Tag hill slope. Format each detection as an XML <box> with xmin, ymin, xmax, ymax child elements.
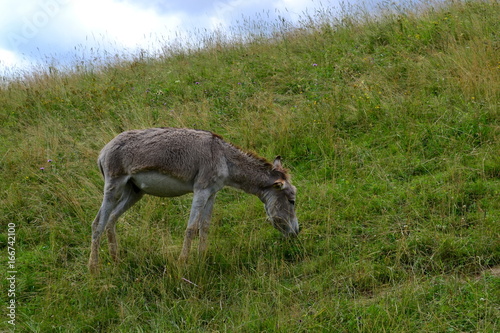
<box><xmin>1</xmin><ymin>0</ymin><xmax>499</xmax><ymax>331</ymax></box>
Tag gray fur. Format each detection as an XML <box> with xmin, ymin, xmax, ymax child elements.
<box><xmin>88</xmin><ymin>127</ymin><xmax>299</xmax><ymax>273</ymax></box>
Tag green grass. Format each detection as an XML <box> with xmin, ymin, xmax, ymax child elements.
<box><xmin>1</xmin><ymin>0</ymin><xmax>499</xmax><ymax>331</ymax></box>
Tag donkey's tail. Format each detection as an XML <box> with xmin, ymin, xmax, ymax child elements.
<box><xmin>97</xmin><ymin>152</ymin><xmax>105</xmax><ymax>178</ymax></box>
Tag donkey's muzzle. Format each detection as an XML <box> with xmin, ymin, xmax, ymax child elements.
<box><xmin>280</xmin><ymin>222</ymin><xmax>299</xmax><ymax>238</ymax></box>
<box><xmin>286</xmin><ymin>226</ymin><xmax>300</xmax><ymax>238</ymax></box>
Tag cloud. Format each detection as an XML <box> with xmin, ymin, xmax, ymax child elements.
<box><xmin>0</xmin><ymin>48</ymin><xmax>33</xmax><ymax>78</ymax></box>
<box><xmin>68</xmin><ymin>0</ymin><xmax>184</xmax><ymax>49</ymax></box>
<box><xmin>0</xmin><ymin>0</ymin><xmax>187</xmax><ymax>70</ymax></box>
<box><xmin>0</xmin><ymin>0</ymin><xmax>341</xmax><ymax>72</ymax></box>
<box><xmin>1</xmin><ymin>0</ymin><xmax>184</xmax><ymax>53</ymax></box>
<box><xmin>0</xmin><ymin>49</ymin><xmax>26</xmax><ymax>68</ymax></box>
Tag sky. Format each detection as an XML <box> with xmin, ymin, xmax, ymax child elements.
<box><xmin>0</xmin><ymin>0</ymin><xmax>407</xmax><ymax>77</ymax></box>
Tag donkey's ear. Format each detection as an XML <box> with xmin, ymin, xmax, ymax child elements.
<box><xmin>273</xmin><ymin>156</ymin><xmax>282</xmax><ymax>170</ymax></box>
<box><xmin>273</xmin><ymin>179</ymin><xmax>285</xmax><ymax>190</ymax></box>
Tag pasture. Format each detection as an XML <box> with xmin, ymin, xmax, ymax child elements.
<box><xmin>1</xmin><ymin>0</ymin><xmax>499</xmax><ymax>331</ymax></box>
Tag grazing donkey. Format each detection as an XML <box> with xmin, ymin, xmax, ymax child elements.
<box><xmin>88</xmin><ymin>127</ymin><xmax>299</xmax><ymax>273</ymax></box>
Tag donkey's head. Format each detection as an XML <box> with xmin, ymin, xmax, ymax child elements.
<box><xmin>261</xmin><ymin>157</ymin><xmax>299</xmax><ymax>237</ymax></box>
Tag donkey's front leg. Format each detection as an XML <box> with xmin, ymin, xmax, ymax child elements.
<box><xmin>198</xmin><ymin>193</ymin><xmax>216</xmax><ymax>256</ymax></box>
<box><xmin>179</xmin><ymin>189</ymin><xmax>215</xmax><ymax>263</ymax></box>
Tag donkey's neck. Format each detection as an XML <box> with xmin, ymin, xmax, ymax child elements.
<box><xmin>224</xmin><ymin>144</ymin><xmax>277</xmax><ymax>199</ymax></box>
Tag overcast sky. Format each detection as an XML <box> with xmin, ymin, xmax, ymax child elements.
<box><xmin>0</xmin><ymin>0</ymin><xmax>408</xmax><ymax>76</ymax></box>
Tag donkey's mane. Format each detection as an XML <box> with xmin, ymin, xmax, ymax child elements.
<box><xmin>213</xmin><ymin>133</ymin><xmax>290</xmax><ymax>181</ymax></box>
<box><xmin>158</xmin><ymin>126</ymin><xmax>274</xmax><ymax>168</ymax></box>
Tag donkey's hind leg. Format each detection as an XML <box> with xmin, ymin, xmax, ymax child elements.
<box><xmin>89</xmin><ymin>209</ymin><xmax>104</xmax><ymax>274</ymax></box>
<box><xmin>88</xmin><ymin>176</ymin><xmax>141</xmax><ymax>273</ymax></box>
<box><xmin>106</xmin><ymin>183</ymin><xmax>143</xmax><ymax>262</ymax></box>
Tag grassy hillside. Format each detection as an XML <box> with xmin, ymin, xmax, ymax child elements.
<box><xmin>1</xmin><ymin>0</ymin><xmax>499</xmax><ymax>331</ymax></box>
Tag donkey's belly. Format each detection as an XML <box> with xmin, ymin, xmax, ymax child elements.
<box><xmin>131</xmin><ymin>171</ymin><xmax>193</xmax><ymax>197</ymax></box>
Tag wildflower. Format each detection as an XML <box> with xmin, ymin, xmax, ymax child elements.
<box><xmin>312</xmin><ymin>63</ymin><xmax>318</xmax><ymax>66</ymax></box>
<box><xmin>47</xmin><ymin>159</ymin><xmax>52</xmax><ymax>163</ymax></box>
<box><xmin>40</xmin><ymin>167</ymin><xmax>45</xmax><ymax>171</ymax></box>
<box><xmin>195</xmin><ymin>82</ymin><xmax>200</xmax><ymax>85</ymax></box>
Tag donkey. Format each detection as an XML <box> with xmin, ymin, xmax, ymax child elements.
<box><xmin>88</xmin><ymin>127</ymin><xmax>299</xmax><ymax>273</ymax></box>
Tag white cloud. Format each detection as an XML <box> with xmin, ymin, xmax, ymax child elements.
<box><xmin>67</xmin><ymin>0</ymin><xmax>184</xmax><ymax>49</ymax></box>
<box><xmin>0</xmin><ymin>48</ymin><xmax>32</xmax><ymax>77</ymax></box>
<box><xmin>0</xmin><ymin>49</ymin><xmax>21</xmax><ymax>67</ymax></box>
<box><xmin>0</xmin><ymin>0</ymin><xmax>344</xmax><ymax>72</ymax></box>
<box><xmin>0</xmin><ymin>0</ymin><xmax>188</xmax><ymax>70</ymax></box>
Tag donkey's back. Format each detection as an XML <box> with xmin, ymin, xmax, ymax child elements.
<box><xmin>99</xmin><ymin>127</ymin><xmax>225</xmax><ymax>181</ymax></box>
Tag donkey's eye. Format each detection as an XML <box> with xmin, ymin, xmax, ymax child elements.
<box><xmin>288</xmin><ymin>200</ymin><xmax>295</xmax><ymax>205</ymax></box>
